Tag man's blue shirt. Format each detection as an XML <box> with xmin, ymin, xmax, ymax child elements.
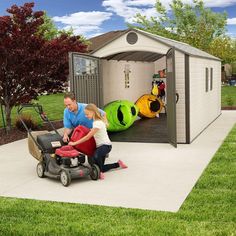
<box><xmin>63</xmin><ymin>103</ymin><xmax>105</xmax><ymax>129</ymax></box>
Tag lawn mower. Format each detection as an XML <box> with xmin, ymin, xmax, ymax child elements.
<box><xmin>17</xmin><ymin>103</ymin><xmax>100</xmax><ymax>187</ymax></box>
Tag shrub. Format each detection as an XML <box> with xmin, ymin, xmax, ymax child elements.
<box><xmin>225</xmin><ymin>95</ymin><xmax>234</xmax><ymax>106</ymax></box>
<box><xmin>15</xmin><ymin>114</ymin><xmax>39</xmax><ymax>132</ymax></box>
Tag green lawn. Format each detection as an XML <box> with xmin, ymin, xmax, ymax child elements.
<box><xmin>221</xmin><ymin>85</ymin><xmax>236</xmax><ymax>106</ymax></box>
<box><xmin>0</xmin><ymin>125</ymin><xmax>235</xmax><ymax>235</ymax></box>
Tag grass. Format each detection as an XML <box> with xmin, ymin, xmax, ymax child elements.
<box><xmin>0</xmin><ymin>93</ymin><xmax>64</xmax><ymax>128</ymax></box>
<box><xmin>0</xmin><ymin>126</ymin><xmax>235</xmax><ymax>235</ymax></box>
<box><xmin>221</xmin><ymin>85</ymin><xmax>236</xmax><ymax>106</ymax></box>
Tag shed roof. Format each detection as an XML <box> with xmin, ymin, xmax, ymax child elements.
<box><xmin>88</xmin><ymin>28</ymin><xmax>220</xmax><ymax>61</ymax></box>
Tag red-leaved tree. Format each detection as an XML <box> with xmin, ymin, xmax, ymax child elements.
<box><xmin>0</xmin><ymin>2</ymin><xmax>87</xmax><ymax>130</ymax></box>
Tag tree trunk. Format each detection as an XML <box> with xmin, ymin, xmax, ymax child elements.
<box><xmin>5</xmin><ymin>102</ymin><xmax>12</xmax><ymax>132</ymax></box>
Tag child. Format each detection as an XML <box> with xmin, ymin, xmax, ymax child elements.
<box><xmin>68</xmin><ymin>103</ymin><xmax>127</xmax><ymax>179</ymax></box>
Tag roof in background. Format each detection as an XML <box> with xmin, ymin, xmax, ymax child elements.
<box><xmin>88</xmin><ymin>28</ymin><xmax>220</xmax><ymax>61</ymax></box>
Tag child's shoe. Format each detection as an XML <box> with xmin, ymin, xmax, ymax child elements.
<box><xmin>100</xmin><ymin>172</ymin><xmax>105</xmax><ymax>180</ymax></box>
<box><xmin>118</xmin><ymin>160</ymin><xmax>128</xmax><ymax>169</ymax></box>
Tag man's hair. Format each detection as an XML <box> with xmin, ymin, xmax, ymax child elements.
<box><xmin>64</xmin><ymin>92</ymin><xmax>76</xmax><ymax>100</ymax></box>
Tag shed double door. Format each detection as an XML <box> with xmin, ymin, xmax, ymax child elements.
<box><xmin>166</xmin><ymin>48</ymin><xmax>177</xmax><ymax>147</ymax></box>
<box><xmin>69</xmin><ymin>52</ymin><xmax>103</xmax><ymax>108</ymax></box>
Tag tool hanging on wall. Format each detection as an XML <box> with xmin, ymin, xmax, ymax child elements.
<box><xmin>124</xmin><ymin>64</ymin><xmax>131</xmax><ymax>88</ymax></box>
<box><xmin>151</xmin><ymin>80</ymin><xmax>159</xmax><ymax>96</ymax></box>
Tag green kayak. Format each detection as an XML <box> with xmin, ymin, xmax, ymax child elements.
<box><xmin>104</xmin><ymin>100</ymin><xmax>139</xmax><ymax>132</ymax></box>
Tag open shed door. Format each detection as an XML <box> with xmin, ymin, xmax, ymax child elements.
<box><xmin>69</xmin><ymin>53</ymin><xmax>103</xmax><ymax>107</ymax></box>
<box><xmin>166</xmin><ymin>48</ymin><xmax>177</xmax><ymax>147</ymax></box>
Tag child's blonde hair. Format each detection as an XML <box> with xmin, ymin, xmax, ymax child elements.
<box><xmin>85</xmin><ymin>103</ymin><xmax>104</xmax><ymax>121</ymax></box>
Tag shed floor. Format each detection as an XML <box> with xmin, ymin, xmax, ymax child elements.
<box><xmin>108</xmin><ymin>113</ymin><xmax>168</xmax><ymax>143</ymax></box>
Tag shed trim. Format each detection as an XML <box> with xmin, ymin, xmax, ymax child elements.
<box><xmin>185</xmin><ymin>54</ymin><xmax>190</xmax><ymax>144</ymax></box>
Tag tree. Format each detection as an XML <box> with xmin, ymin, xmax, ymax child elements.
<box><xmin>38</xmin><ymin>12</ymin><xmax>75</xmax><ymax>40</ymax></box>
<box><xmin>208</xmin><ymin>37</ymin><xmax>236</xmax><ymax>64</ymax></box>
<box><xmin>132</xmin><ymin>0</ymin><xmax>228</xmax><ymax>57</ymax></box>
<box><xmin>0</xmin><ymin>2</ymin><xmax>87</xmax><ymax>131</ymax></box>
<box><xmin>38</xmin><ymin>12</ymin><xmax>90</xmax><ymax>46</ymax></box>
<box><xmin>37</xmin><ymin>12</ymin><xmax>60</xmax><ymax>40</ymax></box>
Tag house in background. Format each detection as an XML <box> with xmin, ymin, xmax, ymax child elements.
<box><xmin>222</xmin><ymin>62</ymin><xmax>236</xmax><ymax>85</ymax></box>
<box><xmin>69</xmin><ymin>29</ymin><xmax>221</xmax><ymax>147</ymax></box>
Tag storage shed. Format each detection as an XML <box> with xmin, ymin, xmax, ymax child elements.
<box><xmin>69</xmin><ymin>29</ymin><xmax>221</xmax><ymax>147</ymax></box>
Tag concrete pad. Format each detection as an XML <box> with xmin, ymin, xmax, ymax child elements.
<box><xmin>0</xmin><ymin>111</ymin><xmax>235</xmax><ymax>212</ymax></box>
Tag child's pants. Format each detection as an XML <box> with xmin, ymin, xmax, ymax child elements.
<box><xmin>93</xmin><ymin>145</ymin><xmax>119</xmax><ymax>172</ymax></box>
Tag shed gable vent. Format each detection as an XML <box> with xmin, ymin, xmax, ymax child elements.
<box><xmin>126</xmin><ymin>32</ymin><xmax>138</xmax><ymax>45</ymax></box>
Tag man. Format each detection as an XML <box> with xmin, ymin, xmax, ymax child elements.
<box><xmin>63</xmin><ymin>92</ymin><xmax>107</xmax><ymax>143</ymax></box>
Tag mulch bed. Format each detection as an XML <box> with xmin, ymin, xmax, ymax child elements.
<box><xmin>0</xmin><ymin>120</ymin><xmax>63</xmax><ymax>146</ymax></box>
<box><xmin>221</xmin><ymin>106</ymin><xmax>236</xmax><ymax>110</ymax></box>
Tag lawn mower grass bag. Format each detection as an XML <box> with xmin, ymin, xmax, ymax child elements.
<box><xmin>70</xmin><ymin>125</ymin><xmax>96</xmax><ymax>156</ymax></box>
<box><xmin>28</xmin><ymin>130</ymin><xmax>49</xmax><ymax>161</ymax></box>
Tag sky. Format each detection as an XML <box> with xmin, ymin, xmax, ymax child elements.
<box><xmin>0</xmin><ymin>0</ymin><xmax>236</xmax><ymax>38</ymax></box>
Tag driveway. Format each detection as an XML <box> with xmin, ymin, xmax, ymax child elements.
<box><xmin>0</xmin><ymin>111</ymin><xmax>235</xmax><ymax>212</ymax></box>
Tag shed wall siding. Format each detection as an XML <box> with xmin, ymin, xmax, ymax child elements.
<box><xmin>101</xmin><ymin>60</ymin><xmax>155</xmax><ymax>104</ymax></box>
<box><xmin>189</xmin><ymin>57</ymin><xmax>221</xmax><ymax>141</ymax></box>
<box><xmin>92</xmin><ymin>32</ymin><xmax>169</xmax><ymax>58</ymax></box>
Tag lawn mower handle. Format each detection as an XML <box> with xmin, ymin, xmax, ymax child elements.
<box><xmin>17</xmin><ymin>103</ymin><xmax>60</xmax><ymax>136</ymax></box>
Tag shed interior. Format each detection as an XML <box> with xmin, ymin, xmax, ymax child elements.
<box><xmin>100</xmin><ymin>50</ymin><xmax>169</xmax><ymax>143</ymax></box>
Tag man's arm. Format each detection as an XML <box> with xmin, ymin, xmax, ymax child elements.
<box><xmin>63</xmin><ymin>128</ymin><xmax>73</xmax><ymax>143</ymax></box>
<box><xmin>63</xmin><ymin>109</ymin><xmax>73</xmax><ymax>142</ymax></box>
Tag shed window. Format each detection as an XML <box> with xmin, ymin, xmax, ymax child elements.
<box><xmin>210</xmin><ymin>67</ymin><xmax>213</xmax><ymax>90</ymax></box>
<box><xmin>205</xmin><ymin>68</ymin><xmax>209</xmax><ymax>92</ymax></box>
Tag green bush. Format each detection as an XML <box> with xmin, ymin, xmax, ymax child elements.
<box><xmin>15</xmin><ymin>114</ymin><xmax>39</xmax><ymax>132</ymax></box>
<box><xmin>225</xmin><ymin>95</ymin><xmax>234</xmax><ymax>106</ymax></box>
